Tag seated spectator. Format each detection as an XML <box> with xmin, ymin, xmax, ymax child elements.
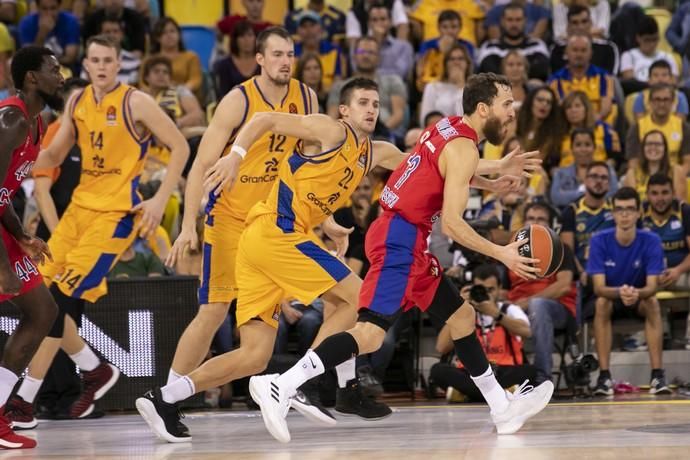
<box><xmin>80</xmin><ymin>13</ymin><xmax>140</xmax><ymax>85</ymax></box>
<box><xmin>561</xmin><ymin>161</ymin><xmax>615</xmax><ymax>278</ymax></box>
<box><xmin>642</xmin><ymin>174</ymin><xmax>690</xmax><ymax>348</ymax></box>
<box><xmin>419</xmin><ymin>44</ymin><xmax>471</xmax><ymax>125</ymax></box>
<box><xmin>625</xmin><ymin>84</ymin><xmax>690</xmax><ymax>170</ymax></box>
<box><xmin>559</xmin><ymin>91</ymin><xmax>621</xmax><ymax>167</ymax></box>
<box><xmin>502</xmin><ymin>50</ymin><xmax>530</xmax><ymax>110</ymax></box>
<box><xmin>516</xmin><ymin>86</ymin><xmax>566</xmax><ymax>172</ymax></box>
<box><xmin>108</xmin><ymin>241</ymin><xmax>167</xmax><ymax>278</ymax></box>
<box><xmin>632</xmin><ymin>60</ymin><xmax>688</xmax><ymax>121</ymax></box>
<box><xmin>430</xmin><ymin>264</ymin><xmax>536</xmax><ymax>402</ymax></box>
<box><xmin>588</xmin><ymin>187</ymin><xmax>671</xmax><ymax>395</ymax></box>
<box><xmin>477</xmin><ymin>176</ymin><xmax>529</xmax><ymax>244</ymax></box>
<box><xmin>217</xmin><ymin>0</ymin><xmax>272</xmax><ymax>37</ymax></box>
<box><xmin>408</xmin><ymin>0</ymin><xmax>485</xmax><ymax>46</ymax></box>
<box><xmin>286</xmin><ymin>0</ymin><xmax>346</xmax><ymax>43</ymax></box>
<box><xmin>274</xmin><ymin>298</ymin><xmax>324</xmax><ymax>356</ymax></box>
<box><xmin>485</xmin><ymin>0</ymin><xmax>549</xmax><ymax>41</ymax></box>
<box><xmin>19</xmin><ymin>0</ymin><xmax>80</xmax><ymax>67</ymax></box>
<box><xmin>327</xmin><ymin>36</ymin><xmax>407</xmax><ymax>141</ymax></box>
<box><xmin>549</xmin><ymin>34</ymin><xmax>615</xmax><ymax>123</ymax></box>
<box><xmin>356</xmin><ymin>2</ymin><xmax>413</xmax><ymax>81</ymax></box>
<box><xmin>553</xmin><ymin>0</ymin><xmax>610</xmax><ymax>42</ymax></box>
<box><xmin>623</xmin><ymin>130</ymin><xmax>686</xmax><ymax>202</ymax></box>
<box><xmin>416</xmin><ymin>10</ymin><xmax>475</xmax><ymax>92</ymax></box>
<box><xmin>83</xmin><ymin>0</ymin><xmax>147</xmax><ymax>57</ymax></box>
<box><xmin>295</xmin><ymin>53</ymin><xmax>326</xmax><ymax>113</ymax></box>
<box><xmin>295</xmin><ymin>10</ymin><xmax>346</xmax><ymax>92</ymax></box>
<box><xmin>477</xmin><ymin>2</ymin><xmax>550</xmax><ymax>81</ymax></box>
<box><xmin>551</xmin><ymin>128</ymin><xmax>618</xmax><ymax>209</ymax></box>
<box><xmin>423</xmin><ymin>110</ymin><xmax>445</xmax><ymax>129</ymax></box>
<box><xmin>149</xmin><ymin>17</ymin><xmax>204</xmax><ymax>101</ymax></box>
<box><xmin>507</xmin><ymin>203</ymin><xmax>578</xmax><ymax>385</ymax></box>
<box><xmin>346</xmin><ymin>0</ymin><xmax>409</xmax><ymax>47</ymax></box>
<box><xmin>620</xmin><ymin>15</ymin><xmax>679</xmax><ymax>94</ymax></box>
<box><xmin>550</xmin><ymin>4</ymin><xmax>619</xmax><ymax>78</ymax></box>
<box><xmin>213</xmin><ymin>20</ymin><xmax>260</xmax><ymax>101</ymax></box>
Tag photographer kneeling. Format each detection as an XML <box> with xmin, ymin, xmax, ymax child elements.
<box><xmin>430</xmin><ymin>264</ymin><xmax>537</xmax><ymax>402</ymax></box>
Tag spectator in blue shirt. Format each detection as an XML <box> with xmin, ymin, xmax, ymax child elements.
<box><xmin>485</xmin><ymin>0</ymin><xmax>550</xmax><ymax>41</ymax></box>
<box><xmin>19</xmin><ymin>0</ymin><xmax>80</xmax><ymax>67</ymax></box>
<box><xmin>587</xmin><ymin>187</ymin><xmax>670</xmax><ymax>396</ymax></box>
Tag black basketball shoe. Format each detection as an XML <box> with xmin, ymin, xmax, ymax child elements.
<box><xmin>335</xmin><ymin>379</ymin><xmax>392</xmax><ymax>420</ymax></box>
<box><xmin>135</xmin><ymin>388</ymin><xmax>190</xmax><ymax>443</ymax></box>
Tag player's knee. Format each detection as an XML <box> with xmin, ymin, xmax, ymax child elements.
<box><xmin>197</xmin><ymin>303</ymin><xmax>231</xmax><ymax>330</ymax></box>
<box><xmin>595</xmin><ymin>297</ymin><xmax>612</xmax><ymax>317</ymax></box>
<box><xmin>446</xmin><ymin>303</ymin><xmax>475</xmax><ymax>335</ymax></box>
<box><xmin>642</xmin><ymin>297</ymin><xmax>661</xmax><ymax>317</ymax></box>
<box><xmin>350</xmin><ymin>321</ymin><xmax>386</xmax><ymax>355</ymax></box>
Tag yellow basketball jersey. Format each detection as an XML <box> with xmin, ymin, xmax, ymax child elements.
<box><xmin>247</xmin><ymin>121</ymin><xmax>373</xmax><ymax>233</ymax></box>
<box><xmin>71</xmin><ymin>83</ymin><xmax>152</xmax><ymax>212</ymax></box>
<box><xmin>638</xmin><ymin>114</ymin><xmax>684</xmax><ymax>165</ymax></box>
<box><xmin>208</xmin><ymin>77</ymin><xmax>313</xmax><ymax>222</ymax></box>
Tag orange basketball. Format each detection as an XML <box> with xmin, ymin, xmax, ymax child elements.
<box><xmin>513</xmin><ymin>224</ymin><xmax>564</xmax><ymax>278</ymax></box>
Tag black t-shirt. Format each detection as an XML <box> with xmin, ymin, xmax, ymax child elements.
<box><xmin>333</xmin><ymin>203</ymin><xmax>379</xmax><ymax>276</ymax></box>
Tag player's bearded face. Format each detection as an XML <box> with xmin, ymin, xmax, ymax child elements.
<box><xmin>39</xmin><ymin>89</ymin><xmax>64</xmax><ymax>111</ymax></box>
<box><xmin>483</xmin><ymin>113</ymin><xmax>505</xmax><ymax>145</ymax></box>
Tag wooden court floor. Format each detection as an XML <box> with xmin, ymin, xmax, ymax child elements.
<box><xmin>3</xmin><ymin>399</ymin><xmax>690</xmax><ymax>459</ymax></box>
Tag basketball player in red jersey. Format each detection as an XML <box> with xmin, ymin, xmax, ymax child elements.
<box><xmin>252</xmin><ymin>73</ymin><xmax>554</xmax><ymax>442</ymax></box>
<box><xmin>0</xmin><ymin>46</ymin><xmax>64</xmax><ymax>449</ymax></box>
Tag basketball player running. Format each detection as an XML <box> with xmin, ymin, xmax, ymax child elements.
<box><xmin>250</xmin><ymin>73</ymin><xmax>554</xmax><ymax>443</ymax></box>
<box><xmin>5</xmin><ymin>35</ymin><xmax>189</xmax><ymax>428</ymax></box>
<box><xmin>136</xmin><ymin>76</ymin><xmax>539</xmax><ymax>443</ymax></box>
<box><xmin>0</xmin><ymin>46</ymin><xmax>62</xmax><ymax>449</ymax></box>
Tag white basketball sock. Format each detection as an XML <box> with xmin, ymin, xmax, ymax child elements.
<box><xmin>276</xmin><ymin>349</ymin><xmax>325</xmax><ymax>397</ymax></box>
<box><xmin>69</xmin><ymin>345</ymin><xmax>100</xmax><ymax>372</ymax></box>
<box><xmin>167</xmin><ymin>369</ymin><xmax>182</xmax><ymax>385</ymax></box>
<box><xmin>471</xmin><ymin>365</ymin><xmax>510</xmax><ymax>414</ymax></box>
<box><xmin>335</xmin><ymin>357</ymin><xmax>356</xmax><ymax>388</ymax></box>
<box><xmin>0</xmin><ymin>367</ymin><xmax>18</xmax><ymax>405</ymax></box>
<box><xmin>161</xmin><ymin>376</ymin><xmax>196</xmax><ymax>404</ymax></box>
<box><xmin>17</xmin><ymin>375</ymin><xmax>42</xmax><ymax>404</ymax></box>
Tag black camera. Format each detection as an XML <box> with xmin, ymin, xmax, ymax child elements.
<box><xmin>563</xmin><ymin>354</ymin><xmax>599</xmax><ymax>388</ymax></box>
<box><xmin>469</xmin><ymin>284</ymin><xmax>490</xmax><ymax>303</ymax></box>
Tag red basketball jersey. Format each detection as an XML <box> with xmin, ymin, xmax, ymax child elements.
<box><xmin>0</xmin><ymin>96</ymin><xmax>43</xmax><ymax>213</ymax></box>
<box><xmin>379</xmin><ymin>116</ymin><xmax>478</xmax><ymax>234</ymax></box>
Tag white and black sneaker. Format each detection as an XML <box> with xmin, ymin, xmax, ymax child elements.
<box><xmin>650</xmin><ymin>374</ymin><xmax>672</xmax><ymax>395</ymax></box>
<box><xmin>290</xmin><ymin>381</ymin><xmax>336</xmax><ymax>427</ymax></box>
<box><xmin>593</xmin><ymin>376</ymin><xmax>614</xmax><ymax>396</ymax></box>
<box><xmin>249</xmin><ymin>374</ymin><xmax>291</xmax><ymax>443</ymax></box>
<box><xmin>136</xmin><ymin>388</ymin><xmax>190</xmax><ymax>443</ymax></box>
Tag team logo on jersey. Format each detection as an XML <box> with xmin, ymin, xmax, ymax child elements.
<box><xmin>429</xmin><ymin>258</ymin><xmax>440</xmax><ymax>277</ymax></box>
<box><xmin>106</xmin><ymin>106</ymin><xmax>117</xmax><ymax>126</ymax></box>
<box><xmin>92</xmin><ymin>154</ymin><xmax>105</xmax><ymax>169</ymax></box>
<box><xmin>357</xmin><ymin>151</ymin><xmax>367</xmax><ymax>169</ymax></box>
<box><xmin>327</xmin><ymin>192</ymin><xmax>340</xmax><ymax>205</ymax></box>
<box><xmin>264</xmin><ymin>157</ymin><xmax>279</xmax><ymax>173</ymax></box>
<box><xmin>289</xmin><ymin>103</ymin><xmax>298</xmax><ymax>114</ymax></box>
<box><xmin>576</xmin><ymin>222</ymin><xmax>586</xmax><ymax>232</ymax></box>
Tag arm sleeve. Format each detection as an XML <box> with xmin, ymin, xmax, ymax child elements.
<box><xmin>506</xmin><ymin>304</ymin><xmax>530</xmax><ymax>324</ymax></box>
<box><xmin>550</xmin><ymin>169</ymin><xmax>584</xmax><ymax>208</ymax></box>
<box><xmin>632</xmin><ymin>92</ymin><xmax>645</xmax><ymax>115</ymax></box>
<box><xmin>391</xmin><ymin>0</ymin><xmax>408</xmax><ymax>26</ymax></box>
<box><xmin>677</xmin><ymin>91</ymin><xmax>689</xmax><ymax>115</ymax></box>
<box><xmin>419</xmin><ymin>83</ymin><xmax>435</xmax><ymax>126</ymax></box>
<box><xmin>586</xmin><ymin>235</ymin><xmax>606</xmax><ymax>275</ymax></box>
<box><xmin>592</xmin><ymin>0</ymin><xmax>611</xmax><ymax>36</ymax></box>
<box><xmin>345</xmin><ymin>11</ymin><xmax>362</xmax><ymax>39</ymax></box>
<box><xmin>552</xmin><ymin>4</ymin><xmax>567</xmax><ymax>39</ymax></box>
<box><xmin>620</xmin><ymin>50</ymin><xmax>633</xmax><ymax>73</ymax></box>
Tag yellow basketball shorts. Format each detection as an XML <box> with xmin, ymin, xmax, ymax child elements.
<box><xmin>235</xmin><ymin>214</ymin><xmax>352</xmax><ymax>328</ymax></box>
<box><xmin>41</xmin><ymin>204</ymin><xmax>139</xmax><ymax>303</ymax></box>
<box><xmin>198</xmin><ymin>212</ymin><xmax>244</xmax><ymax>305</ymax></box>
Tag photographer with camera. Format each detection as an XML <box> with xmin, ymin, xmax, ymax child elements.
<box><xmin>429</xmin><ymin>264</ymin><xmax>536</xmax><ymax>403</ymax></box>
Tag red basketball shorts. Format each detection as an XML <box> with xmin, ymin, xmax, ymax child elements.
<box><xmin>0</xmin><ymin>228</ymin><xmax>43</xmax><ymax>302</ymax></box>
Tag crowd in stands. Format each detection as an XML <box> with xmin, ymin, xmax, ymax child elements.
<box><xmin>4</xmin><ymin>0</ymin><xmax>690</xmax><ymax>403</ymax></box>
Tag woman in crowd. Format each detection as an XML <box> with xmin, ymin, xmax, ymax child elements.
<box><xmin>502</xmin><ymin>50</ymin><xmax>530</xmax><ymax>111</ymax></box>
<box><xmin>516</xmin><ymin>85</ymin><xmax>566</xmax><ymax>172</ymax></box>
<box><xmin>295</xmin><ymin>53</ymin><xmax>327</xmax><ymax>113</ymax></box>
<box><xmin>213</xmin><ymin>20</ymin><xmax>260</xmax><ymax>101</ymax></box>
<box><xmin>419</xmin><ymin>44</ymin><xmax>472</xmax><ymax>125</ymax></box>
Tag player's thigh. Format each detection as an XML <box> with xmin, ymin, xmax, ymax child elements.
<box><xmin>325</xmin><ymin>272</ymin><xmax>362</xmax><ymax>308</ymax></box>
<box><xmin>199</xmin><ymin>215</ymin><xmax>243</xmax><ymax>305</ymax></box>
<box><xmin>235</xmin><ymin>248</ymin><xmax>285</xmax><ymax>330</ymax></box>
<box><xmin>40</xmin><ymin>204</ymin><xmax>84</xmax><ymax>281</ymax></box>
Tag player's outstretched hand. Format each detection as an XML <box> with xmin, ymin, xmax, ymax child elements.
<box><xmin>499</xmin><ymin>238</ymin><xmax>540</xmax><ymax>280</ymax></box>
<box><xmin>17</xmin><ymin>234</ymin><xmax>52</xmax><ymax>265</ymax></box>
<box><xmin>490</xmin><ymin>175</ymin><xmax>523</xmax><ymax>194</ymax></box>
<box><xmin>204</xmin><ymin>153</ymin><xmax>242</xmax><ymax>196</ymax></box>
<box><xmin>132</xmin><ymin>196</ymin><xmax>166</xmax><ymax>238</ymax></box>
<box><xmin>166</xmin><ymin>225</ymin><xmax>198</xmax><ymax>268</ymax></box>
<box><xmin>500</xmin><ymin>147</ymin><xmax>541</xmax><ymax>178</ymax></box>
<box><xmin>322</xmin><ymin>217</ymin><xmax>354</xmax><ymax>259</ymax></box>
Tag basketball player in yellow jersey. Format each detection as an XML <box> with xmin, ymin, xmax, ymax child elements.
<box><xmin>6</xmin><ymin>35</ymin><xmax>189</xmax><ymax>426</ymax></box>
<box><xmin>161</xmin><ymin>27</ymin><xmax>318</xmax><ymax>399</ymax></box>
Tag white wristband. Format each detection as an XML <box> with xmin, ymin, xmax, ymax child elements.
<box><xmin>231</xmin><ymin>145</ymin><xmax>247</xmax><ymax>159</ymax></box>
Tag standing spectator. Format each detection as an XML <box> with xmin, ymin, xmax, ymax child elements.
<box><xmin>359</xmin><ymin>3</ymin><xmax>413</xmax><ymax>81</ymax></box>
<box><xmin>18</xmin><ymin>0</ymin><xmax>80</xmax><ymax>67</ymax></box>
<box><xmin>477</xmin><ymin>3</ymin><xmax>550</xmax><ymax>81</ymax></box>
<box><xmin>508</xmin><ymin>203</ymin><xmax>578</xmax><ymax>385</ymax></box>
<box><xmin>485</xmin><ymin>0</ymin><xmax>549</xmax><ymax>41</ymax></box>
<box><xmin>416</xmin><ymin>10</ymin><xmax>475</xmax><ymax>92</ymax></box>
<box><xmin>551</xmin><ymin>128</ymin><xmax>618</xmax><ymax>209</ymax></box>
<box><xmin>81</xmin><ymin>13</ymin><xmax>140</xmax><ymax>85</ymax></box>
<box><xmin>217</xmin><ymin>0</ymin><xmax>272</xmax><ymax>37</ymax></box>
<box><xmin>549</xmin><ymin>34</ymin><xmax>615</xmax><ymax>123</ymax></box>
<box><xmin>294</xmin><ymin>10</ymin><xmax>346</xmax><ymax>92</ymax></box>
<box><xmin>327</xmin><ymin>36</ymin><xmax>406</xmax><ymax>141</ymax></box>
<box><xmin>588</xmin><ymin>187</ymin><xmax>670</xmax><ymax>395</ymax></box>
<box><xmin>408</xmin><ymin>0</ymin><xmax>485</xmax><ymax>46</ymax></box>
<box><xmin>623</xmin><ymin>130</ymin><xmax>686</xmax><ymax>203</ymax></box>
<box><xmin>150</xmin><ymin>17</ymin><xmax>203</xmax><ymax>101</ymax></box>
<box><xmin>346</xmin><ymin>0</ymin><xmax>409</xmax><ymax>46</ymax></box>
<box><xmin>625</xmin><ymin>84</ymin><xmax>690</xmax><ymax>169</ymax></box>
<box><xmin>419</xmin><ymin>44</ymin><xmax>471</xmax><ymax>125</ymax></box>
<box><xmin>550</xmin><ymin>4</ymin><xmax>620</xmax><ymax>76</ymax></box>
<box><xmin>516</xmin><ymin>86</ymin><xmax>566</xmax><ymax>171</ymax></box>
<box><xmin>502</xmin><ymin>50</ymin><xmax>530</xmax><ymax>110</ymax></box>
<box><xmin>286</xmin><ymin>0</ymin><xmax>346</xmax><ymax>43</ymax></box>
<box><xmin>632</xmin><ymin>60</ymin><xmax>689</xmax><ymax>121</ymax></box>
<box><xmin>553</xmin><ymin>0</ymin><xmax>611</xmax><ymax>42</ymax></box>
<box><xmin>83</xmin><ymin>0</ymin><xmax>147</xmax><ymax>56</ymax></box>
<box><xmin>559</xmin><ymin>91</ymin><xmax>621</xmax><ymax>168</ymax></box>
<box><xmin>213</xmin><ymin>20</ymin><xmax>260</xmax><ymax>101</ymax></box>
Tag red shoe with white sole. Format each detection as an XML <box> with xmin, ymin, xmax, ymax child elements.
<box><xmin>69</xmin><ymin>362</ymin><xmax>120</xmax><ymax>418</ymax></box>
<box><xmin>0</xmin><ymin>415</ymin><xmax>36</xmax><ymax>449</ymax></box>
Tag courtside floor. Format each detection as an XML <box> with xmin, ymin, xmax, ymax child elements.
<box><xmin>4</xmin><ymin>399</ymin><xmax>690</xmax><ymax>459</ymax></box>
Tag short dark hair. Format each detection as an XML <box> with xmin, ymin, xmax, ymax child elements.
<box><xmin>438</xmin><ymin>9</ymin><xmax>461</xmax><ymax>25</ymax></box>
<box><xmin>472</xmin><ymin>263</ymin><xmax>500</xmax><ymax>283</ymax></box>
<box><xmin>463</xmin><ymin>72</ymin><xmax>511</xmax><ymax>116</ymax></box>
<box><xmin>423</xmin><ymin>110</ymin><xmax>444</xmax><ymax>127</ymax></box>
<box><xmin>567</xmin><ymin>4</ymin><xmax>589</xmax><ymax>21</ymax></box>
<box><xmin>649</xmin><ymin>59</ymin><xmax>672</xmax><ymax>76</ymax></box>
<box><xmin>11</xmin><ymin>46</ymin><xmax>55</xmax><ymax>91</ymax></box>
<box><xmin>523</xmin><ymin>201</ymin><xmax>554</xmax><ymax>222</ymax></box>
<box><xmin>649</xmin><ymin>83</ymin><xmax>674</xmax><ymax>98</ymax></box>
<box><xmin>36</xmin><ymin>0</ymin><xmax>61</xmax><ymax>5</ymax></box>
<box><xmin>143</xmin><ymin>55</ymin><xmax>173</xmax><ymax>79</ymax></box>
<box><xmin>502</xmin><ymin>2</ymin><xmax>525</xmax><ymax>18</ymax></box>
<box><xmin>613</xmin><ymin>186</ymin><xmax>641</xmax><ymax>208</ymax></box>
<box><xmin>367</xmin><ymin>2</ymin><xmax>390</xmax><ymax>17</ymax></box>
<box><xmin>230</xmin><ymin>20</ymin><xmax>256</xmax><ymax>56</ymax></box>
<box><xmin>637</xmin><ymin>15</ymin><xmax>659</xmax><ymax>37</ymax></box>
<box><xmin>257</xmin><ymin>26</ymin><xmax>292</xmax><ymax>55</ymax></box>
<box><xmin>85</xmin><ymin>34</ymin><xmax>121</xmax><ymax>56</ymax></box>
<box><xmin>63</xmin><ymin>77</ymin><xmax>88</xmax><ymax>95</ymax></box>
<box><xmin>354</xmin><ymin>35</ymin><xmax>379</xmax><ymax>51</ymax></box>
<box><xmin>570</xmin><ymin>126</ymin><xmax>595</xmax><ymax>144</ymax></box>
<box><xmin>647</xmin><ymin>172</ymin><xmax>673</xmax><ymax>189</ymax></box>
<box><xmin>101</xmin><ymin>13</ymin><xmax>122</xmax><ymax>29</ymax></box>
<box><xmin>339</xmin><ymin>77</ymin><xmax>378</xmax><ymax>105</ymax></box>
<box><xmin>586</xmin><ymin>160</ymin><xmax>609</xmax><ymax>174</ymax></box>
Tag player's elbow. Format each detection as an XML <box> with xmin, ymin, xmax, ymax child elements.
<box><xmin>440</xmin><ymin>214</ymin><xmax>460</xmax><ymax>238</ymax></box>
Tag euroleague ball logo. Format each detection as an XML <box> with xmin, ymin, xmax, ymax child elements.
<box><xmin>515</xmin><ymin>228</ymin><xmax>530</xmax><ymax>257</ymax></box>
<box><xmin>289</xmin><ymin>103</ymin><xmax>298</xmax><ymax>114</ymax></box>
